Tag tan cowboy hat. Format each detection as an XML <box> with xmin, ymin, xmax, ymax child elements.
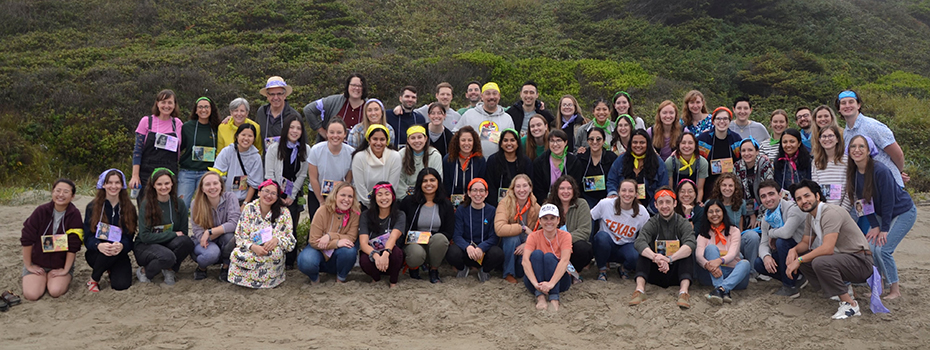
<box><xmin>259</xmin><ymin>76</ymin><xmax>293</xmax><ymax>97</ymax></box>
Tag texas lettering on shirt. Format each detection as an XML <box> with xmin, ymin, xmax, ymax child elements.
<box><xmin>604</xmin><ymin>219</ymin><xmax>637</xmax><ymax>242</ymax></box>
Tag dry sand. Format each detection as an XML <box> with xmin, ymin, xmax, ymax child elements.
<box><xmin>1</xmin><ymin>195</ymin><xmax>929</xmax><ymax>349</ymax></box>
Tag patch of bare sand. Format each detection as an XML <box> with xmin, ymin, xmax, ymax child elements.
<box><xmin>1</xmin><ymin>196</ymin><xmax>928</xmax><ymax>349</ymax></box>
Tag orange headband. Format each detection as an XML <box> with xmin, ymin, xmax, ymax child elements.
<box><xmin>468</xmin><ymin>178</ymin><xmax>488</xmax><ymax>191</ymax></box>
<box><xmin>654</xmin><ymin>189</ymin><xmax>676</xmax><ymax>201</ymax></box>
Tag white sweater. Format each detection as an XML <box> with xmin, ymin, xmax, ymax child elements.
<box><xmin>351</xmin><ymin>148</ymin><xmax>402</xmax><ymax>208</ymax></box>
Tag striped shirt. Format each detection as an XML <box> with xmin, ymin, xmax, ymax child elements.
<box><xmin>810</xmin><ymin>154</ymin><xmax>851</xmax><ymax>211</ymax></box>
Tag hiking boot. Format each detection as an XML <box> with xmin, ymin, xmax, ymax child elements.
<box><xmin>429</xmin><ymin>269</ymin><xmax>442</xmax><ymax>284</ymax></box>
<box><xmin>629</xmin><ymin>290</ymin><xmax>645</xmax><ymax>306</ymax></box>
<box><xmin>194</xmin><ymin>268</ymin><xmax>207</xmax><ymax>281</ymax></box>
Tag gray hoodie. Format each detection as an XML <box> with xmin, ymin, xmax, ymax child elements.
<box><xmin>453</xmin><ymin>102</ymin><xmax>514</xmax><ymax>158</ymax></box>
<box><xmin>213</xmin><ymin>143</ymin><xmax>264</xmax><ymax>202</ymax></box>
<box><xmin>303</xmin><ymin>94</ymin><xmax>347</xmax><ymax>132</ymax></box>
<box><xmin>758</xmin><ymin>199</ymin><xmax>806</xmax><ymax>258</ymax></box>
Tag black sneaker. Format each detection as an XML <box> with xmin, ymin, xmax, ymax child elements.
<box><xmin>429</xmin><ymin>269</ymin><xmax>442</xmax><ymax>284</ymax></box>
<box><xmin>796</xmin><ymin>274</ymin><xmax>809</xmax><ymax>289</ymax></box>
<box><xmin>218</xmin><ymin>268</ymin><xmax>229</xmax><ymax>283</ymax></box>
<box><xmin>723</xmin><ymin>290</ymin><xmax>732</xmax><ymax>304</ymax></box>
<box><xmin>706</xmin><ymin>288</ymin><xmax>724</xmax><ymax>305</ymax></box>
<box><xmin>194</xmin><ymin>268</ymin><xmax>207</xmax><ymax>281</ymax></box>
<box><xmin>774</xmin><ymin>285</ymin><xmax>801</xmax><ymax>298</ymax></box>
<box><xmin>409</xmin><ymin>267</ymin><xmax>422</xmax><ymax>280</ymax></box>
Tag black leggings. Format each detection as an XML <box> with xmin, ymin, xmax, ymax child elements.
<box><xmin>635</xmin><ymin>254</ymin><xmax>694</xmax><ymax>288</ymax></box>
<box><xmin>285</xmin><ymin>199</ymin><xmax>303</xmax><ymax>267</ymax></box>
<box><xmin>85</xmin><ymin>249</ymin><xmax>133</xmax><ymax>290</ymax></box>
<box><xmin>134</xmin><ymin>235</ymin><xmax>195</xmax><ymax>279</ymax></box>
<box><xmin>446</xmin><ymin>244</ymin><xmax>504</xmax><ymax>273</ymax></box>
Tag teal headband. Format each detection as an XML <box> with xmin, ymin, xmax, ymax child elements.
<box><xmin>740</xmin><ymin>137</ymin><xmax>759</xmax><ymax>150</ymax></box>
<box><xmin>838</xmin><ymin>90</ymin><xmax>857</xmax><ymax>100</ymax></box>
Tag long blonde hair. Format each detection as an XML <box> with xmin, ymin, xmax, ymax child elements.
<box><xmin>682</xmin><ymin>90</ymin><xmax>707</xmax><ymax>126</ymax></box>
<box><xmin>324</xmin><ymin>181</ymin><xmax>361</xmax><ymax>214</ymax></box>
<box><xmin>191</xmin><ymin>172</ymin><xmax>225</xmax><ymax>229</ymax></box>
<box><xmin>652</xmin><ymin>100</ymin><xmax>681</xmax><ymax>151</ymax></box>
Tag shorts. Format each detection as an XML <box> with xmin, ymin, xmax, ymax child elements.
<box><xmin>22</xmin><ymin>265</ymin><xmax>74</xmax><ymax>277</ymax></box>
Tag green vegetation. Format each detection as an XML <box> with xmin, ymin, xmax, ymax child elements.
<box><xmin>2</xmin><ymin>0</ymin><xmax>930</xmax><ymax>188</ymax></box>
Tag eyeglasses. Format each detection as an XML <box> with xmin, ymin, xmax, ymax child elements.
<box><xmin>53</xmin><ymin>189</ymin><xmax>72</xmax><ymax>195</ymax></box>
<box><xmin>469</xmin><ymin>188</ymin><xmax>487</xmax><ymax>193</ymax></box>
<box><xmin>714</xmin><ymin>117</ymin><xmax>730</xmax><ymax>121</ymax></box>
<box><xmin>267</xmin><ymin>92</ymin><xmax>286</xmax><ymax>97</ymax></box>
<box><xmin>560</xmin><ymin>103</ymin><xmax>575</xmax><ymax>108</ymax></box>
<box><xmin>260</xmin><ymin>189</ymin><xmax>278</xmax><ymax>196</ymax></box>
<box><xmin>549</xmin><ymin>138</ymin><xmax>566</xmax><ymax>144</ymax></box>
<box><xmin>587</xmin><ymin>137</ymin><xmax>604</xmax><ymax>142</ymax></box>
<box><xmin>819</xmin><ymin>134</ymin><xmax>836</xmax><ymax>140</ymax></box>
<box><xmin>196</xmin><ymin>105</ymin><xmax>211</xmax><ymax>110</ymax></box>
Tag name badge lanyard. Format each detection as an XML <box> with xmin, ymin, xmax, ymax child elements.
<box><xmin>264</xmin><ymin>107</ymin><xmax>282</xmax><ymax>141</ymax></box>
<box><xmin>193</xmin><ymin>123</ymin><xmax>216</xmax><ymax>160</ymax></box>
<box><xmin>99</xmin><ymin>202</ymin><xmax>119</xmax><ymax>227</ymax></box>
<box><xmin>712</xmin><ymin>136</ymin><xmax>733</xmax><ymax>162</ymax></box>
<box><xmin>408</xmin><ymin>204</ymin><xmax>437</xmax><ymax>233</ymax></box>
<box><xmin>452</xmin><ymin>159</ymin><xmax>475</xmax><ymax>197</ymax></box>
<box><xmin>581</xmin><ymin>154</ymin><xmax>604</xmax><ymax>179</ymax></box>
<box><xmin>469</xmin><ymin>206</ymin><xmax>486</xmax><ymax>246</ymax></box>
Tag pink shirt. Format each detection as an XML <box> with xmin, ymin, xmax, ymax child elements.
<box><xmin>695</xmin><ymin>226</ymin><xmax>741</xmax><ymax>268</ymax></box>
<box><xmin>135</xmin><ymin>116</ymin><xmax>184</xmax><ymax>144</ymax></box>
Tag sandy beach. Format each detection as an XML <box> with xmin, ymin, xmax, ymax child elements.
<box><xmin>1</xmin><ymin>195</ymin><xmax>928</xmax><ymax>349</ymax></box>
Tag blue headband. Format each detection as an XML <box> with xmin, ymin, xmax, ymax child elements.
<box><xmin>96</xmin><ymin>168</ymin><xmax>127</xmax><ymax>190</ymax></box>
<box><xmin>838</xmin><ymin>90</ymin><xmax>857</xmax><ymax>100</ymax></box>
<box><xmin>739</xmin><ymin>137</ymin><xmax>759</xmax><ymax>150</ymax></box>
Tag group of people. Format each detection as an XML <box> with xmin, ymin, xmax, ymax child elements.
<box><xmin>19</xmin><ymin>76</ymin><xmax>914</xmax><ymax>318</ymax></box>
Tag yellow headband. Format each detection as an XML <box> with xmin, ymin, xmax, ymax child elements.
<box><xmin>482</xmin><ymin>82</ymin><xmax>500</xmax><ymax>94</ymax></box>
<box><xmin>406</xmin><ymin>125</ymin><xmax>426</xmax><ymax>138</ymax></box>
<box><xmin>365</xmin><ymin>124</ymin><xmax>391</xmax><ymax>145</ymax></box>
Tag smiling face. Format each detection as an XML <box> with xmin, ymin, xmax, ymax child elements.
<box><xmin>815</xmin><ymin>108</ymin><xmax>833</xmax><ymax>128</ymax></box>
<box><xmin>630</xmin><ymin>134</ymin><xmax>648</xmax><ymax>156</ymax></box>
<box><xmin>286</xmin><ymin>119</ymin><xmax>302</xmax><ymax>143</ymax></box>
<box><xmin>521</xmin><ymin>85</ymin><xmax>538</xmax><ymax>106</ymax></box>
<box><xmin>614</xmin><ymin>95</ymin><xmax>630</xmax><ymax>115</ymax></box>
<box><xmin>468</xmin><ymin>182</ymin><xmax>488</xmax><ymax>204</ymax></box>
<box><xmin>201</xmin><ymin>173</ymin><xmax>222</xmax><ymax>200</ymax></box>
<box><xmin>549</xmin><ymin>136</ymin><xmax>566</xmax><ymax>155</ymax></box>
<box><xmin>679</xmin><ymin>135</ymin><xmax>695</xmax><ymax>156</ymax></box>
<box><xmin>586</xmin><ymin>130</ymin><xmax>604</xmax><ymax>152</ymax></box>
<box><xmin>459</xmin><ymin>132</ymin><xmax>474</xmax><ymax>154</ymax></box>
<box><xmin>420</xmin><ymin>174</ymin><xmax>438</xmax><ymax>196</ymax></box>
<box><xmin>719</xmin><ymin>178</ymin><xmax>735</xmax><ymax>199</ymax></box>
<box><xmin>375</xmin><ymin>187</ymin><xmax>393</xmax><ymax>210</ymax></box>
<box><xmin>838</xmin><ymin>98</ymin><xmax>860</xmax><ymax>118</ymax></box>
<box><xmin>237</xmin><ymin>128</ymin><xmax>255</xmax><ymax>149</ymax></box>
<box><xmin>557</xmin><ymin>181</ymin><xmax>573</xmax><ymax>203</ymax></box>
<box><xmin>103</xmin><ymin>173</ymin><xmax>123</xmax><ymax>198</ymax></box>
<box><xmin>659</xmin><ymin>105</ymin><xmax>677</xmax><ymax>126</ymax></box>
<box><xmin>153</xmin><ymin>174</ymin><xmax>173</xmax><ymax>198</ymax></box>
<box><xmin>482</xmin><ymin>89</ymin><xmax>500</xmax><ymax>111</ymax></box>
<box><xmin>513</xmin><ymin>177</ymin><xmax>531</xmax><ymax>201</ymax></box>
<box><xmin>466</xmin><ymin>83</ymin><xmax>481</xmax><ymax>103</ymax></box>
<box><xmin>687</xmin><ymin>96</ymin><xmax>703</xmax><ymax>115</ymax></box>
<box><xmin>196</xmin><ymin>100</ymin><xmax>211</xmax><ymax>120</ymax></box>
<box><xmin>259</xmin><ymin>184</ymin><xmax>279</xmax><ymax>206</ymax></box>
<box><xmin>326</xmin><ymin>122</ymin><xmax>346</xmax><ymax>145</ymax></box>
<box><xmin>539</xmin><ymin>214</ymin><xmax>559</xmax><ymax>230</ymax></box>
<box><xmin>795</xmin><ymin>109</ymin><xmax>812</xmax><ymax>128</ymax></box>
<box><xmin>706</xmin><ymin>203</ymin><xmax>724</xmax><ymax>225</ymax></box>
<box><xmin>265</xmin><ymin>87</ymin><xmax>286</xmax><ymax>108</ymax></box>
<box><xmin>848</xmin><ymin>136</ymin><xmax>870</xmax><ymax>163</ymax></box>
<box><xmin>232</xmin><ymin>104</ymin><xmax>248</xmax><ymax>124</ymax></box>
<box><xmin>713</xmin><ymin>111</ymin><xmax>730</xmax><ymax>132</ymax></box>
<box><xmin>436</xmin><ymin>87</ymin><xmax>453</xmax><ymax>108</ymax></box>
<box><xmin>348</xmin><ymin>77</ymin><xmax>363</xmax><ymax>99</ymax></box>
<box><xmin>616</xmin><ymin>118</ymin><xmax>632</xmax><ymax>138</ymax></box>
<box><xmin>656</xmin><ymin>196</ymin><xmax>676</xmax><ymax>217</ymax></box>
<box><xmin>734</xmin><ymin>101</ymin><xmax>751</xmax><ymax>122</ymax></box>
<box><xmin>819</xmin><ymin>128</ymin><xmax>838</xmax><ymax>151</ymax></box>
<box><xmin>407</xmin><ymin>132</ymin><xmax>426</xmax><ymax>152</ymax></box>
<box><xmin>369</xmin><ymin>131</ymin><xmax>387</xmax><ymax>154</ymax></box>
<box><xmin>770</xmin><ymin>113</ymin><xmax>788</xmax><ymax>135</ymax></box>
<box><xmin>500</xmin><ymin>132</ymin><xmax>518</xmax><ymax>154</ymax></box>
<box><xmin>781</xmin><ymin>134</ymin><xmax>800</xmax><ymax>156</ymax></box>
<box><xmin>52</xmin><ymin>182</ymin><xmax>74</xmax><ymax>207</ymax></box>
<box><xmin>529</xmin><ymin>117</ymin><xmax>547</xmax><ymax>138</ymax></box>
<box><xmin>400</xmin><ymin>89</ymin><xmax>417</xmax><ymax>110</ymax></box>
<box><xmin>758</xmin><ymin>185</ymin><xmax>780</xmax><ymax>211</ymax></box>
<box><xmin>794</xmin><ymin>186</ymin><xmax>820</xmax><ymax>213</ymax></box>
<box><xmin>740</xmin><ymin>141</ymin><xmax>757</xmax><ymax>162</ymax></box>
<box><xmin>559</xmin><ymin>97</ymin><xmax>576</xmax><ymax>117</ymax></box>
<box><xmin>619</xmin><ymin>181</ymin><xmax>636</xmax><ymax>206</ymax></box>
<box><xmin>366</xmin><ymin>102</ymin><xmax>383</xmax><ymax>124</ymax></box>
<box><xmin>593</xmin><ymin>102</ymin><xmax>610</xmax><ymax>122</ymax></box>
<box><xmin>157</xmin><ymin>96</ymin><xmax>176</xmax><ymax>117</ymax></box>
<box><xmin>428</xmin><ymin>105</ymin><xmax>446</xmax><ymax>127</ymax></box>
<box><xmin>335</xmin><ymin>186</ymin><xmax>355</xmax><ymax>211</ymax></box>
<box><xmin>677</xmin><ymin>183</ymin><xmax>696</xmax><ymax>205</ymax></box>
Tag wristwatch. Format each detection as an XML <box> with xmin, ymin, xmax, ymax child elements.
<box><xmin>207</xmin><ymin>228</ymin><xmax>213</xmax><ymax>237</ymax></box>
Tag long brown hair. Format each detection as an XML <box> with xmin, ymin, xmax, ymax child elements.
<box><xmin>614</xmin><ymin>179</ymin><xmax>643</xmax><ymax>217</ymax></box>
<box><xmin>144</xmin><ymin>169</ymin><xmax>179</xmax><ymax>226</ymax></box>
<box><xmin>402</xmin><ymin>104</ymin><xmax>438</xmax><ymax>176</ymax></box>
<box><xmin>151</xmin><ymin>89</ymin><xmax>179</xmax><ymax>119</ymax></box>
<box><xmin>681</xmin><ymin>90</ymin><xmax>707</xmax><ymax>126</ymax></box>
<box><xmin>191</xmin><ymin>172</ymin><xmax>224</xmax><ymax>230</ymax></box>
<box><xmin>710</xmin><ymin>173</ymin><xmax>744</xmax><ymax>211</ymax></box>
<box><xmin>812</xmin><ymin>124</ymin><xmax>845</xmax><ymax>170</ymax></box>
<box><xmin>544</xmin><ymin>176</ymin><xmax>578</xmax><ymax>227</ymax></box>
<box><xmin>525</xmin><ymin>115</ymin><xmax>549</xmax><ymax>161</ymax></box>
<box><xmin>845</xmin><ymin>135</ymin><xmax>875</xmax><ymax>203</ymax></box>
<box><xmin>554</xmin><ymin>95</ymin><xmax>587</xmax><ymax>127</ymax></box>
<box><xmin>90</xmin><ymin>171</ymin><xmax>138</xmax><ymax>235</ymax></box>
<box><xmin>447</xmin><ymin>126</ymin><xmax>482</xmax><ymax>161</ymax></box>
<box><xmin>652</xmin><ymin>100</ymin><xmax>681</xmax><ymax>151</ymax></box>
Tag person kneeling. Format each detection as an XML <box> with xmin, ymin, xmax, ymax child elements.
<box><xmin>784</xmin><ymin>180</ymin><xmax>874</xmax><ymax>320</ymax></box>
<box><xmin>696</xmin><ymin>199</ymin><xmax>751</xmax><ymax>305</ymax></box>
<box><xmin>628</xmin><ymin>187</ymin><xmax>696</xmax><ymax>309</ymax></box>
<box><xmin>522</xmin><ymin>204</ymin><xmax>573</xmax><ymax>311</ymax></box>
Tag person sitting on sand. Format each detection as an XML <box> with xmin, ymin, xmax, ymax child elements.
<box><xmin>784</xmin><ymin>180</ymin><xmax>874</xmax><ymax>320</ymax></box>
<box><xmin>297</xmin><ymin>181</ymin><xmax>361</xmax><ymax>284</ymax></box>
<box><xmin>227</xmin><ymin>180</ymin><xmax>296</xmax><ymax>288</ymax></box>
<box><xmin>695</xmin><ymin>199</ymin><xmax>751</xmax><ymax>305</ymax></box>
<box><xmin>628</xmin><ymin>187</ymin><xmax>696</xmax><ymax>309</ymax></box>
<box><xmin>21</xmin><ymin>179</ymin><xmax>84</xmax><ymax>301</ymax></box>
<box><xmin>522</xmin><ymin>204</ymin><xmax>573</xmax><ymax>311</ymax></box>
<box><xmin>357</xmin><ymin>182</ymin><xmax>406</xmax><ymax>288</ymax></box>
<box><xmin>447</xmin><ymin>178</ymin><xmax>503</xmax><ymax>282</ymax></box>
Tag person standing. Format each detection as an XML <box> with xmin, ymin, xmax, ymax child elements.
<box><xmin>385</xmin><ymin>86</ymin><xmax>427</xmax><ymax>147</ymax></box>
<box><xmin>178</xmin><ymin>97</ymin><xmax>220</xmax><ymax>209</ymax></box>
<box><xmin>129</xmin><ymin>90</ymin><xmax>185</xmax><ymax>200</ymax></box>
<box><xmin>454</xmin><ymin>82</ymin><xmax>514</xmax><ymax>158</ymax></box>
<box><xmin>506</xmin><ymin>81</ymin><xmax>555</xmax><ymax>135</ymax></box>
<box><xmin>304</xmin><ymin>73</ymin><xmax>368</xmax><ymax>136</ymax></box>
<box><xmin>255</xmin><ymin>76</ymin><xmax>301</xmax><ymax>152</ymax></box>
<box><xmin>728</xmin><ymin>97</ymin><xmax>769</xmax><ymax>142</ymax></box>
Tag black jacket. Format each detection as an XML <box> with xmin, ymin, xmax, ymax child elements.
<box><xmin>505</xmin><ymin>100</ymin><xmax>555</xmax><ymax>134</ymax></box>
<box><xmin>531</xmin><ymin>150</ymin><xmax>582</xmax><ymax>205</ymax></box>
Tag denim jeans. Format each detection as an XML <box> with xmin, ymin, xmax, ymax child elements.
<box><xmin>870</xmin><ymin>205</ymin><xmax>916</xmax><ymax>284</ymax></box>
<box><xmin>592</xmin><ymin>231</ymin><xmax>638</xmax><ymax>271</ymax></box>
<box><xmin>522</xmin><ymin>250</ymin><xmax>571</xmax><ymax>300</ymax></box>
<box><xmin>500</xmin><ymin>236</ymin><xmax>525</xmax><ymax>278</ymax></box>
<box><xmin>191</xmin><ymin>233</ymin><xmax>235</xmax><ymax>269</ymax></box>
<box><xmin>296</xmin><ymin>246</ymin><xmax>358</xmax><ymax>282</ymax></box>
<box><xmin>753</xmin><ymin>238</ymin><xmax>799</xmax><ymax>287</ymax></box>
<box><xmin>740</xmin><ymin>229</ymin><xmax>760</xmax><ymax>271</ymax></box>
<box><xmin>697</xmin><ymin>245</ymin><xmax>750</xmax><ymax>292</ymax></box>
<box><xmin>177</xmin><ymin>169</ymin><xmax>207</xmax><ymax>210</ymax></box>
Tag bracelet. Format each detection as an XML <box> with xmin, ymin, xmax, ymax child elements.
<box><xmin>720</xmin><ymin>257</ymin><xmax>726</xmax><ymax>265</ymax></box>
<box><xmin>797</xmin><ymin>257</ymin><xmax>803</xmax><ymax>263</ymax></box>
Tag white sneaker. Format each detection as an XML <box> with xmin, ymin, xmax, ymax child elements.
<box><xmin>831</xmin><ymin>301</ymin><xmax>861</xmax><ymax>320</ymax></box>
<box><xmin>756</xmin><ymin>274</ymin><xmax>772</xmax><ymax>282</ymax></box>
<box><xmin>136</xmin><ymin>267</ymin><xmax>151</xmax><ymax>283</ymax></box>
<box><xmin>163</xmin><ymin>269</ymin><xmax>176</xmax><ymax>285</ymax></box>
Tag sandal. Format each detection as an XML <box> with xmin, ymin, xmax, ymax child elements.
<box><xmin>597</xmin><ymin>271</ymin><xmax>608</xmax><ymax>281</ymax></box>
<box><xmin>86</xmin><ymin>280</ymin><xmax>100</xmax><ymax>293</ymax></box>
<box><xmin>2</xmin><ymin>290</ymin><xmax>21</xmax><ymax>306</ymax></box>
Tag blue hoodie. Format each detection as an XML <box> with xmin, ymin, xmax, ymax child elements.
<box><xmin>453</xmin><ymin>204</ymin><xmax>499</xmax><ymax>253</ymax></box>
